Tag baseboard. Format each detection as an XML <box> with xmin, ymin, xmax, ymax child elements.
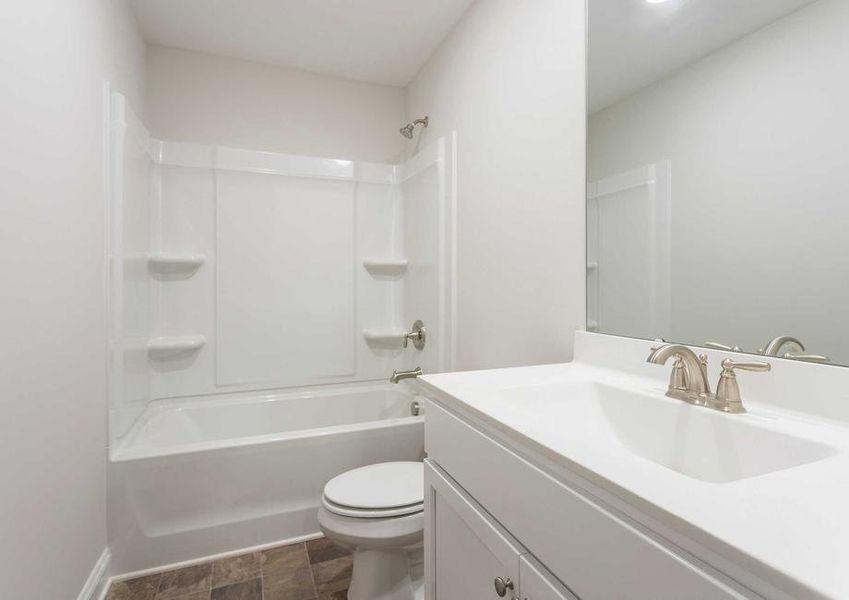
<box><xmin>111</xmin><ymin>532</ymin><xmax>323</xmax><ymax>583</ymax></box>
<box><xmin>77</xmin><ymin>547</ymin><xmax>111</xmax><ymax>600</ymax></box>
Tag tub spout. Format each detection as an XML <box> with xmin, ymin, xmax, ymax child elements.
<box><xmin>390</xmin><ymin>367</ymin><xmax>422</xmax><ymax>384</ymax></box>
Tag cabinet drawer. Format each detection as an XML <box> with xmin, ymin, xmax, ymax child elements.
<box><xmin>425</xmin><ymin>399</ymin><xmax>753</xmax><ymax>600</ymax></box>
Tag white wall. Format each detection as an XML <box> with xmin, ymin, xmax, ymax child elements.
<box><xmin>0</xmin><ymin>0</ymin><xmax>145</xmax><ymax>597</ymax></box>
<box><xmin>588</xmin><ymin>0</ymin><xmax>849</xmax><ymax>361</ymax></box>
<box><xmin>404</xmin><ymin>0</ymin><xmax>587</xmax><ymax>370</ymax></box>
<box><xmin>145</xmin><ymin>45</ymin><xmax>406</xmax><ymax>163</ymax></box>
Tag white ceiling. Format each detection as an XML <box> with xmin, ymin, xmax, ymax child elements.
<box><xmin>131</xmin><ymin>0</ymin><xmax>473</xmax><ymax>87</ymax></box>
<box><xmin>589</xmin><ymin>0</ymin><xmax>818</xmax><ymax>113</ymax></box>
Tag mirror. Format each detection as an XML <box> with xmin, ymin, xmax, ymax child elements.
<box><xmin>587</xmin><ymin>0</ymin><xmax>848</xmax><ymax>365</ymax></box>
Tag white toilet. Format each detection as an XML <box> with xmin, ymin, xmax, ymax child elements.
<box><xmin>318</xmin><ymin>461</ymin><xmax>425</xmax><ymax>600</ymax></box>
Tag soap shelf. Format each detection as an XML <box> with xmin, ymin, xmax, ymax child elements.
<box><xmin>148</xmin><ymin>253</ymin><xmax>206</xmax><ymax>274</ymax></box>
<box><xmin>586</xmin><ymin>262</ymin><xmax>598</xmax><ymax>272</ymax></box>
<box><xmin>363</xmin><ymin>258</ymin><xmax>408</xmax><ymax>277</ymax></box>
<box><xmin>362</xmin><ymin>328</ymin><xmax>407</xmax><ymax>347</ymax></box>
<box><xmin>147</xmin><ymin>335</ymin><xmax>206</xmax><ymax>358</ymax></box>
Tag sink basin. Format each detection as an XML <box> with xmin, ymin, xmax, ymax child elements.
<box><xmin>497</xmin><ymin>382</ymin><xmax>837</xmax><ymax>483</ymax></box>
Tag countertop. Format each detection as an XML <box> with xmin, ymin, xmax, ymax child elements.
<box><xmin>419</xmin><ymin>332</ymin><xmax>849</xmax><ymax>600</ymax></box>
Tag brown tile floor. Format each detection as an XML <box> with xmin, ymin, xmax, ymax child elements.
<box><xmin>106</xmin><ymin>537</ymin><xmax>352</xmax><ymax>600</ymax></box>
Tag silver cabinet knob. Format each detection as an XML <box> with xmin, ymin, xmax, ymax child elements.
<box><xmin>494</xmin><ymin>576</ymin><xmax>514</xmax><ymax>597</ymax></box>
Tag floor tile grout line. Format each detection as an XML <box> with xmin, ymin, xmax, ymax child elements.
<box><xmin>307</xmin><ymin>550</ymin><xmax>320</xmax><ymax>598</ymax></box>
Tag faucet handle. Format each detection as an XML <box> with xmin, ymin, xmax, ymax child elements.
<box><xmin>705</xmin><ymin>341</ymin><xmax>743</xmax><ymax>352</ymax></box>
<box><xmin>722</xmin><ymin>359</ymin><xmax>771</xmax><ymax>373</ymax></box>
<box><xmin>403</xmin><ymin>320</ymin><xmax>426</xmax><ymax>350</ymax></box>
<box><xmin>712</xmin><ymin>359</ymin><xmax>771</xmax><ymax>414</ymax></box>
<box><xmin>782</xmin><ymin>352</ymin><xmax>830</xmax><ymax>363</ymax></box>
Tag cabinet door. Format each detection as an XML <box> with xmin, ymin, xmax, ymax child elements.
<box><xmin>425</xmin><ymin>460</ymin><xmax>524</xmax><ymax>600</ymax></box>
<box><xmin>519</xmin><ymin>555</ymin><xmax>579</xmax><ymax>600</ymax></box>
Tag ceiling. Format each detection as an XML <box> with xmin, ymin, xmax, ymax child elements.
<box><xmin>131</xmin><ymin>0</ymin><xmax>473</xmax><ymax>87</ymax></box>
<box><xmin>589</xmin><ymin>0</ymin><xmax>818</xmax><ymax>113</ymax></box>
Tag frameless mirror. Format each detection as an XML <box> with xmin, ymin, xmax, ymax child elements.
<box><xmin>587</xmin><ymin>0</ymin><xmax>848</xmax><ymax>365</ymax></box>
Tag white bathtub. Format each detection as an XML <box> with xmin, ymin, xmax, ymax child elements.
<box><xmin>108</xmin><ymin>383</ymin><xmax>424</xmax><ymax>574</ymax></box>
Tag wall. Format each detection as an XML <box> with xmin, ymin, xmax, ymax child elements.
<box><xmin>145</xmin><ymin>45</ymin><xmax>406</xmax><ymax>163</ymax></box>
<box><xmin>404</xmin><ymin>0</ymin><xmax>587</xmax><ymax>370</ymax></box>
<box><xmin>588</xmin><ymin>0</ymin><xmax>849</xmax><ymax>360</ymax></box>
<box><xmin>0</xmin><ymin>0</ymin><xmax>145</xmax><ymax>597</ymax></box>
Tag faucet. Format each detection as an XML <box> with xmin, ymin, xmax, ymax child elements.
<box><xmin>390</xmin><ymin>367</ymin><xmax>422</xmax><ymax>384</ymax></box>
<box><xmin>760</xmin><ymin>335</ymin><xmax>804</xmax><ymax>356</ymax></box>
<box><xmin>648</xmin><ymin>344</ymin><xmax>772</xmax><ymax>413</ymax></box>
<box><xmin>646</xmin><ymin>344</ymin><xmax>711</xmax><ymax>405</ymax></box>
<box><xmin>760</xmin><ymin>335</ymin><xmax>829</xmax><ymax>363</ymax></box>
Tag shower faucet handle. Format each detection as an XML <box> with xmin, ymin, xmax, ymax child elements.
<box><xmin>403</xmin><ymin>320</ymin><xmax>426</xmax><ymax>350</ymax></box>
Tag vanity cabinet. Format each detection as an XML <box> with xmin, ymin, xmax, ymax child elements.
<box><xmin>425</xmin><ymin>458</ymin><xmax>576</xmax><ymax>600</ymax></box>
<box><xmin>424</xmin><ymin>398</ymin><xmax>756</xmax><ymax>600</ymax></box>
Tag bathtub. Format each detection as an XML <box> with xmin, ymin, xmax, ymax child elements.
<box><xmin>108</xmin><ymin>383</ymin><xmax>424</xmax><ymax>574</ymax></box>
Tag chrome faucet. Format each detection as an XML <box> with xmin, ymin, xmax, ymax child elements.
<box><xmin>646</xmin><ymin>344</ymin><xmax>711</xmax><ymax>405</ymax></box>
<box><xmin>390</xmin><ymin>367</ymin><xmax>422</xmax><ymax>384</ymax></box>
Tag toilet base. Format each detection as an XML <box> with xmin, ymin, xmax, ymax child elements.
<box><xmin>348</xmin><ymin>548</ymin><xmax>424</xmax><ymax>600</ymax></box>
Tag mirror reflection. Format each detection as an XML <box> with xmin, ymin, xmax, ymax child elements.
<box><xmin>587</xmin><ymin>0</ymin><xmax>847</xmax><ymax>365</ymax></box>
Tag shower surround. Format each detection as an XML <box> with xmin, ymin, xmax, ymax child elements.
<box><xmin>106</xmin><ymin>92</ymin><xmax>455</xmax><ymax>574</ymax></box>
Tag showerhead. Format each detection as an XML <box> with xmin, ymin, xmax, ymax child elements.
<box><xmin>400</xmin><ymin>116</ymin><xmax>429</xmax><ymax>139</ymax></box>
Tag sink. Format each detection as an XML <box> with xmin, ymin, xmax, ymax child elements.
<box><xmin>497</xmin><ymin>382</ymin><xmax>837</xmax><ymax>483</ymax></box>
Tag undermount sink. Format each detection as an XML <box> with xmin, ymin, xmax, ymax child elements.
<box><xmin>498</xmin><ymin>381</ymin><xmax>837</xmax><ymax>483</ymax></box>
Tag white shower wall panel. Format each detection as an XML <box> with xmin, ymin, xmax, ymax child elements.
<box><xmin>151</xmin><ymin>164</ymin><xmax>217</xmax><ymax>399</ymax></box>
<box><xmin>150</xmin><ymin>142</ymin><xmax>410</xmax><ymax>401</ymax></box>
<box><xmin>109</xmin><ymin>94</ymin><xmax>156</xmax><ymax>438</ymax></box>
<box><xmin>400</xmin><ymin>136</ymin><xmax>455</xmax><ymax>373</ymax></box>
<box><xmin>216</xmin><ymin>172</ymin><xmax>356</xmax><ymax>385</ymax></box>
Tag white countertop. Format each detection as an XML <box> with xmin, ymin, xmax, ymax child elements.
<box><xmin>419</xmin><ymin>332</ymin><xmax>849</xmax><ymax>600</ymax></box>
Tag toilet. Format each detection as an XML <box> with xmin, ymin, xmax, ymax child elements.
<box><xmin>318</xmin><ymin>461</ymin><xmax>425</xmax><ymax>600</ymax></box>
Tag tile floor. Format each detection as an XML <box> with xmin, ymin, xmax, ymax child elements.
<box><xmin>106</xmin><ymin>537</ymin><xmax>351</xmax><ymax>600</ymax></box>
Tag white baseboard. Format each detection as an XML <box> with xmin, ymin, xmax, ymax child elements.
<box><xmin>77</xmin><ymin>548</ymin><xmax>111</xmax><ymax>600</ymax></box>
<box><xmin>111</xmin><ymin>532</ymin><xmax>323</xmax><ymax>583</ymax></box>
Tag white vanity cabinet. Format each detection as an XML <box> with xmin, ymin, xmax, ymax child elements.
<box><xmin>425</xmin><ymin>458</ymin><xmax>576</xmax><ymax>600</ymax></box>
<box><xmin>424</xmin><ymin>398</ymin><xmax>757</xmax><ymax>600</ymax></box>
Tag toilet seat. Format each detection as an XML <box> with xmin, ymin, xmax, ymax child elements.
<box><xmin>322</xmin><ymin>494</ymin><xmax>423</xmax><ymax>518</ymax></box>
<box><xmin>322</xmin><ymin>461</ymin><xmax>423</xmax><ymax>519</ymax></box>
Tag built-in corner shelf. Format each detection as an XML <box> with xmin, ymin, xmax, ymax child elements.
<box><xmin>362</xmin><ymin>258</ymin><xmax>408</xmax><ymax>278</ymax></box>
<box><xmin>586</xmin><ymin>261</ymin><xmax>598</xmax><ymax>272</ymax></box>
<box><xmin>362</xmin><ymin>328</ymin><xmax>407</xmax><ymax>348</ymax></box>
<box><xmin>147</xmin><ymin>335</ymin><xmax>206</xmax><ymax>359</ymax></box>
<box><xmin>147</xmin><ymin>253</ymin><xmax>206</xmax><ymax>274</ymax></box>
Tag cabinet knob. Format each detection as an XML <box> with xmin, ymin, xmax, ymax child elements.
<box><xmin>494</xmin><ymin>576</ymin><xmax>514</xmax><ymax>597</ymax></box>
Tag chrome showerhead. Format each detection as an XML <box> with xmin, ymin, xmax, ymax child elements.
<box><xmin>400</xmin><ymin>116</ymin><xmax>429</xmax><ymax>139</ymax></box>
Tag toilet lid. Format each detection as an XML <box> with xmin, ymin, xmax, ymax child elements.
<box><xmin>323</xmin><ymin>461</ymin><xmax>423</xmax><ymax>511</ymax></box>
